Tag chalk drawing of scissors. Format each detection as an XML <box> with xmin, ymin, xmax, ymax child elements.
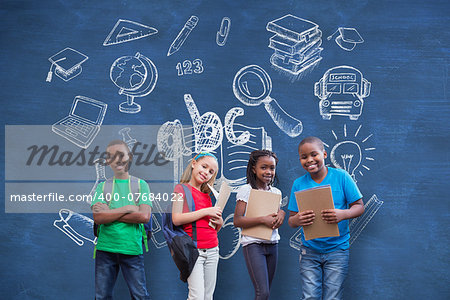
<box><xmin>232</xmin><ymin>65</ymin><xmax>303</xmax><ymax>138</ymax></box>
<box><xmin>216</xmin><ymin>17</ymin><xmax>231</xmax><ymax>46</ymax></box>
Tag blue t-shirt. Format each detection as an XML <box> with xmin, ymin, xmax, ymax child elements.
<box><xmin>288</xmin><ymin>167</ymin><xmax>362</xmax><ymax>253</ymax></box>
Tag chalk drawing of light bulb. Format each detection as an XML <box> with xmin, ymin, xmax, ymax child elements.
<box><xmin>330</xmin><ymin>141</ymin><xmax>361</xmax><ymax>182</ymax></box>
<box><xmin>327</xmin><ymin>124</ymin><xmax>375</xmax><ymax>181</ymax></box>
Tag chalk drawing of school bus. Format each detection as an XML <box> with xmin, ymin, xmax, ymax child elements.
<box><xmin>314</xmin><ymin>66</ymin><xmax>371</xmax><ymax>120</ymax></box>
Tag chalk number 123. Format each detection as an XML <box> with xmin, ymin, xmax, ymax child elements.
<box><xmin>176</xmin><ymin>59</ymin><xmax>204</xmax><ymax>76</ymax></box>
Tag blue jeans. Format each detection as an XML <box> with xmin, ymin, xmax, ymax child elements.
<box><xmin>95</xmin><ymin>250</ymin><xmax>150</xmax><ymax>300</ymax></box>
<box><xmin>243</xmin><ymin>243</ymin><xmax>278</xmax><ymax>300</ymax></box>
<box><xmin>299</xmin><ymin>246</ymin><xmax>349</xmax><ymax>300</ymax></box>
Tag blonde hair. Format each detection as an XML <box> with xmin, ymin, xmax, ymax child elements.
<box><xmin>179</xmin><ymin>153</ymin><xmax>218</xmax><ymax>193</ymax></box>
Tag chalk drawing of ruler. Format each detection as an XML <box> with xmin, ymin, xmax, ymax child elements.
<box><xmin>289</xmin><ymin>194</ymin><xmax>383</xmax><ymax>250</ymax></box>
<box><xmin>349</xmin><ymin>194</ymin><xmax>383</xmax><ymax>246</ymax></box>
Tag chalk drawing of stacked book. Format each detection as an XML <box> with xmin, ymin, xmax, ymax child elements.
<box><xmin>266</xmin><ymin>14</ymin><xmax>323</xmax><ymax>76</ymax></box>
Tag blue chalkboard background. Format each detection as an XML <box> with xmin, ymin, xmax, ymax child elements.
<box><xmin>1</xmin><ymin>0</ymin><xmax>449</xmax><ymax>299</ymax></box>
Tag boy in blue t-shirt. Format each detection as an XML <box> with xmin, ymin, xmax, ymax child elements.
<box><xmin>288</xmin><ymin>136</ymin><xmax>364</xmax><ymax>300</ymax></box>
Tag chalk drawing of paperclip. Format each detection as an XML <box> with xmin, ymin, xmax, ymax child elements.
<box><xmin>216</xmin><ymin>17</ymin><xmax>231</xmax><ymax>46</ymax></box>
<box><xmin>349</xmin><ymin>194</ymin><xmax>383</xmax><ymax>246</ymax></box>
<box><xmin>53</xmin><ymin>209</ymin><xmax>97</xmax><ymax>246</ymax></box>
<box><xmin>233</xmin><ymin>65</ymin><xmax>303</xmax><ymax>138</ymax></box>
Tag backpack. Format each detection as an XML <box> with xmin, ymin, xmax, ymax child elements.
<box><xmin>93</xmin><ymin>176</ymin><xmax>152</xmax><ymax>253</ymax></box>
<box><xmin>162</xmin><ymin>184</ymin><xmax>199</xmax><ymax>282</ymax></box>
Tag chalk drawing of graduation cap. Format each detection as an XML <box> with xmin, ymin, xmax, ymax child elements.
<box><xmin>46</xmin><ymin>47</ymin><xmax>88</xmax><ymax>82</ymax></box>
<box><xmin>327</xmin><ymin>27</ymin><xmax>364</xmax><ymax>51</ymax></box>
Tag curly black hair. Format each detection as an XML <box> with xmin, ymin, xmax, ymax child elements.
<box><xmin>246</xmin><ymin>149</ymin><xmax>279</xmax><ymax>189</ymax></box>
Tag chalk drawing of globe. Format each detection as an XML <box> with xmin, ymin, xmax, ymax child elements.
<box><xmin>109</xmin><ymin>52</ymin><xmax>158</xmax><ymax>113</ymax></box>
<box><xmin>110</xmin><ymin>56</ymin><xmax>146</xmax><ymax>91</ymax></box>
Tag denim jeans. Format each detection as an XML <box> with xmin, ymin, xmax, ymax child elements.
<box><xmin>299</xmin><ymin>246</ymin><xmax>349</xmax><ymax>300</ymax></box>
<box><xmin>187</xmin><ymin>246</ymin><xmax>219</xmax><ymax>300</ymax></box>
<box><xmin>95</xmin><ymin>250</ymin><xmax>150</xmax><ymax>300</ymax></box>
<box><xmin>242</xmin><ymin>243</ymin><xmax>278</xmax><ymax>300</ymax></box>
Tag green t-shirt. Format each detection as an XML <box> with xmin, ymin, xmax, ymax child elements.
<box><xmin>91</xmin><ymin>177</ymin><xmax>151</xmax><ymax>255</ymax></box>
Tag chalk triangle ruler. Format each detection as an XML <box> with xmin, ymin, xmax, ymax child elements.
<box><xmin>103</xmin><ymin>19</ymin><xmax>158</xmax><ymax>46</ymax></box>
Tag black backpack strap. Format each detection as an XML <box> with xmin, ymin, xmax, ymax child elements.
<box><xmin>180</xmin><ymin>184</ymin><xmax>197</xmax><ymax>243</ymax></box>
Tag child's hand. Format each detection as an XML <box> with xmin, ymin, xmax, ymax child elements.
<box><xmin>204</xmin><ymin>207</ymin><xmax>222</xmax><ymax>219</ymax></box>
<box><xmin>92</xmin><ymin>203</ymin><xmax>109</xmax><ymax>213</ymax></box>
<box><xmin>294</xmin><ymin>210</ymin><xmax>315</xmax><ymax>227</ymax></box>
<box><xmin>272</xmin><ymin>209</ymin><xmax>286</xmax><ymax>229</ymax></box>
<box><xmin>210</xmin><ymin>216</ymin><xmax>224</xmax><ymax>228</ymax></box>
<box><xmin>261</xmin><ymin>213</ymin><xmax>278</xmax><ymax>228</ymax></box>
<box><xmin>321</xmin><ymin>209</ymin><xmax>346</xmax><ymax>223</ymax></box>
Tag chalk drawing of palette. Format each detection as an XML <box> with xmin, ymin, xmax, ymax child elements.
<box><xmin>103</xmin><ymin>19</ymin><xmax>158</xmax><ymax>46</ymax></box>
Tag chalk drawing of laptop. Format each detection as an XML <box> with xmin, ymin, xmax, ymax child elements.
<box><xmin>52</xmin><ymin>96</ymin><xmax>107</xmax><ymax>149</ymax></box>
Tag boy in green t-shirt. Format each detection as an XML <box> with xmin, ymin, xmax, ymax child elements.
<box><xmin>91</xmin><ymin>140</ymin><xmax>151</xmax><ymax>300</ymax></box>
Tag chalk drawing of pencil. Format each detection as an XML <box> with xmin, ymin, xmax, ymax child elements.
<box><xmin>167</xmin><ymin>15</ymin><xmax>199</xmax><ymax>56</ymax></box>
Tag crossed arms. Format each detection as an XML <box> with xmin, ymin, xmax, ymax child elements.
<box><xmin>92</xmin><ymin>202</ymin><xmax>151</xmax><ymax>224</ymax></box>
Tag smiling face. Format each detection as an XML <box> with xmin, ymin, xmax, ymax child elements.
<box><xmin>190</xmin><ymin>156</ymin><xmax>218</xmax><ymax>188</ymax></box>
<box><xmin>299</xmin><ymin>142</ymin><xmax>327</xmax><ymax>178</ymax></box>
<box><xmin>106</xmin><ymin>143</ymin><xmax>131</xmax><ymax>179</ymax></box>
<box><xmin>252</xmin><ymin>155</ymin><xmax>276</xmax><ymax>189</ymax></box>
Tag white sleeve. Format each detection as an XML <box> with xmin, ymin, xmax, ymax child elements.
<box><xmin>236</xmin><ymin>184</ymin><xmax>251</xmax><ymax>203</ymax></box>
<box><xmin>271</xmin><ymin>186</ymin><xmax>282</xmax><ymax>196</ymax></box>
<box><xmin>270</xmin><ymin>186</ymin><xmax>283</xmax><ymax>205</ymax></box>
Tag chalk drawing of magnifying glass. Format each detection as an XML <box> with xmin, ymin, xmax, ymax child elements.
<box><xmin>232</xmin><ymin>65</ymin><xmax>303</xmax><ymax>138</ymax></box>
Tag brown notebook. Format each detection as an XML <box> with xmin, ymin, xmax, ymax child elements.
<box><xmin>242</xmin><ymin>189</ymin><xmax>281</xmax><ymax>240</ymax></box>
<box><xmin>295</xmin><ymin>185</ymin><xmax>339</xmax><ymax>240</ymax></box>
<box><xmin>208</xmin><ymin>181</ymin><xmax>232</xmax><ymax>229</ymax></box>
